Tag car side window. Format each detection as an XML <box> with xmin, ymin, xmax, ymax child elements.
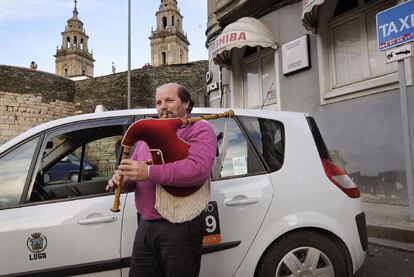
<box><xmin>0</xmin><ymin>137</ymin><xmax>39</xmax><ymax>207</ymax></box>
<box><xmin>31</xmin><ymin>125</ymin><xmax>125</xmax><ymax>202</ymax></box>
<box><xmin>44</xmin><ymin>136</ymin><xmax>121</xmax><ymax>184</ymax></box>
<box><xmin>83</xmin><ymin>136</ymin><xmax>122</xmax><ymax>179</ymax></box>
<box><xmin>239</xmin><ymin>116</ymin><xmax>285</xmax><ymax>172</ymax></box>
<box><xmin>208</xmin><ymin>117</ymin><xmax>264</xmax><ymax>180</ymax></box>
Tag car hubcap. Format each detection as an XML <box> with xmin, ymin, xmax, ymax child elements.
<box><xmin>275</xmin><ymin>247</ymin><xmax>334</xmax><ymax>277</ymax></box>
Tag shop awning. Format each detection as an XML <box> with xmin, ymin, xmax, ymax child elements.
<box><xmin>302</xmin><ymin>0</ymin><xmax>325</xmax><ymax>33</ymax></box>
<box><xmin>212</xmin><ymin>17</ymin><xmax>277</xmax><ymax>69</ymax></box>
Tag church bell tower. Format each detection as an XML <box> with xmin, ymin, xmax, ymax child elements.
<box><xmin>55</xmin><ymin>0</ymin><xmax>94</xmax><ymax>79</ymax></box>
<box><xmin>150</xmin><ymin>0</ymin><xmax>190</xmax><ymax>66</ymax></box>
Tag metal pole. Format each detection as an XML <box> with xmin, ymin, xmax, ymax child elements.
<box><xmin>398</xmin><ymin>60</ymin><xmax>414</xmax><ymax>221</ymax></box>
<box><xmin>127</xmin><ymin>0</ymin><xmax>131</xmax><ymax>109</ymax></box>
<box><xmin>219</xmin><ymin>66</ymin><xmax>223</xmax><ymax>108</ymax></box>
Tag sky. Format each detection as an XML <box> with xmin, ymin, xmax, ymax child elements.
<box><xmin>0</xmin><ymin>0</ymin><xmax>208</xmax><ymax>77</ymax></box>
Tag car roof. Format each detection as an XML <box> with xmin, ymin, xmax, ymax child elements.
<box><xmin>0</xmin><ymin>108</ymin><xmax>307</xmax><ymax>152</ymax></box>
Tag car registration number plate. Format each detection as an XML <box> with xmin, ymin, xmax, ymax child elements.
<box><xmin>202</xmin><ymin>201</ymin><xmax>221</xmax><ymax>246</ymax></box>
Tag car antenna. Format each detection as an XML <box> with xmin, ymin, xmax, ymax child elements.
<box><xmin>261</xmin><ymin>82</ymin><xmax>274</xmax><ymax>110</ymax></box>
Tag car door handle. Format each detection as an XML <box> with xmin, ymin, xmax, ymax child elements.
<box><xmin>225</xmin><ymin>196</ymin><xmax>259</xmax><ymax>206</ymax></box>
<box><xmin>77</xmin><ymin>215</ymin><xmax>117</xmax><ymax>225</ymax></box>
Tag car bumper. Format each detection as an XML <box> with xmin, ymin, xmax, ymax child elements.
<box><xmin>355</xmin><ymin>212</ymin><xmax>368</xmax><ymax>251</ymax></box>
<box><xmin>338</xmin><ymin>198</ymin><xmax>367</xmax><ymax>273</ymax></box>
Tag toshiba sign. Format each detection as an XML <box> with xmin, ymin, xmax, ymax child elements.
<box><xmin>215</xmin><ymin>32</ymin><xmax>247</xmax><ymax>48</ymax></box>
<box><xmin>212</xmin><ymin>17</ymin><xmax>277</xmax><ymax>68</ymax></box>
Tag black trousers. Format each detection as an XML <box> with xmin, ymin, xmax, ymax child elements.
<box><xmin>129</xmin><ymin>214</ymin><xmax>205</xmax><ymax>277</ymax></box>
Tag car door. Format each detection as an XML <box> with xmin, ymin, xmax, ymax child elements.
<box><xmin>0</xmin><ymin>117</ymin><xmax>131</xmax><ymax>276</ymax></box>
<box><xmin>118</xmin><ymin>114</ymin><xmax>283</xmax><ymax>276</ymax></box>
<box><xmin>199</xmin><ymin>116</ymin><xmax>274</xmax><ymax>276</ymax></box>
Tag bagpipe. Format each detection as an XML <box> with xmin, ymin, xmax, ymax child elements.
<box><xmin>111</xmin><ymin>110</ymin><xmax>235</xmax><ymax>212</ymax></box>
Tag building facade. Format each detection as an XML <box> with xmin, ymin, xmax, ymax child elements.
<box><xmin>206</xmin><ymin>0</ymin><xmax>414</xmax><ymax>206</ymax></box>
<box><xmin>150</xmin><ymin>0</ymin><xmax>190</xmax><ymax>66</ymax></box>
<box><xmin>54</xmin><ymin>0</ymin><xmax>95</xmax><ymax>80</ymax></box>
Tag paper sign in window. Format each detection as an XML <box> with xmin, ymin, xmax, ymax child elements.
<box><xmin>232</xmin><ymin>156</ymin><xmax>247</xmax><ymax>175</ymax></box>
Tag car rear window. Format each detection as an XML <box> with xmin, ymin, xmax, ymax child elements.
<box><xmin>239</xmin><ymin>116</ymin><xmax>285</xmax><ymax>172</ymax></box>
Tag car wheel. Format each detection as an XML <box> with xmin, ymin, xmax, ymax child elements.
<box><xmin>257</xmin><ymin>231</ymin><xmax>347</xmax><ymax>277</ymax></box>
<box><xmin>69</xmin><ymin>173</ymin><xmax>79</xmax><ymax>182</ymax></box>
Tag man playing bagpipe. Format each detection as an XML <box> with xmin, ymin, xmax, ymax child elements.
<box><xmin>107</xmin><ymin>83</ymin><xmax>217</xmax><ymax>277</ymax></box>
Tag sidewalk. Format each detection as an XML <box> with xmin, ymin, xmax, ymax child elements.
<box><xmin>362</xmin><ymin>201</ymin><xmax>414</xmax><ymax>252</ymax></box>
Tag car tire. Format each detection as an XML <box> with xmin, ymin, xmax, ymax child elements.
<box><xmin>257</xmin><ymin>230</ymin><xmax>347</xmax><ymax>277</ymax></box>
<box><xmin>69</xmin><ymin>173</ymin><xmax>79</xmax><ymax>182</ymax></box>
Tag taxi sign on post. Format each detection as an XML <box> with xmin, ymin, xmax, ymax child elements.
<box><xmin>377</xmin><ymin>1</ymin><xmax>414</xmax><ymax>221</ymax></box>
<box><xmin>376</xmin><ymin>0</ymin><xmax>414</xmax><ymax>52</ymax></box>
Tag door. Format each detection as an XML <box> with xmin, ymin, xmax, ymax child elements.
<box><xmin>118</xmin><ymin>115</ymin><xmax>283</xmax><ymax>276</ymax></box>
<box><xmin>0</xmin><ymin>195</ymin><xmax>124</xmax><ymax>276</ymax></box>
<box><xmin>0</xmin><ymin>118</ymin><xmax>131</xmax><ymax>276</ymax></box>
<box><xmin>200</xmin><ymin>116</ymin><xmax>273</xmax><ymax>276</ymax></box>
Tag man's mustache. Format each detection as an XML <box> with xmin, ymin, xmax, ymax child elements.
<box><xmin>160</xmin><ymin>112</ymin><xmax>172</xmax><ymax>118</ymax></box>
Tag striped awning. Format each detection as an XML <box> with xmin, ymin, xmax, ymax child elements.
<box><xmin>302</xmin><ymin>0</ymin><xmax>325</xmax><ymax>33</ymax></box>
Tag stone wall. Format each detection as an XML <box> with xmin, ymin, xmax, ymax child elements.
<box><xmin>0</xmin><ymin>61</ymin><xmax>208</xmax><ymax>143</ymax></box>
<box><xmin>0</xmin><ymin>65</ymin><xmax>75</xmax><ymax>102</ymax></box>
<box><xmin>145</xmin><ymin>62</ymin><xmax>208</xmax><ymax>106</ymax></box>
<box><xmin>74</xmin><ymin>61</ymin><xmax>209</xmax><ymax>113</ymax></box>
<box><xmin>0</xmin><ymin>92</ymin><xmax>76</xmax><ymax>143</ymax></box>
<box><xmin>74</xmin><ymin>68</ymin><xmax>152</xmax><ymax>113</ymax></box>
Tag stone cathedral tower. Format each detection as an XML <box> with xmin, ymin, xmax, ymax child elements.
<box><xmin>150</xmin><ymin>0</ymin><xmax>190</xmax><ymax>66</ymax></box>
<box><xmin>54</xmin><ymin>0</ymin><xmax>94</xmax><ymax>79</ymax></box>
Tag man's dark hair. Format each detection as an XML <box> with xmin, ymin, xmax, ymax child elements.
<box><xmin>177</xmin><ymin>85</ymin><xmax>194</xmax><ymax>113</ymax></box>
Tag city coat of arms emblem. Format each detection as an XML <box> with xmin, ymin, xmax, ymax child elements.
<box><xmin>27</xmin><ymin>232</ymin><xmax>47</xmax><ymax>253</ymax></box>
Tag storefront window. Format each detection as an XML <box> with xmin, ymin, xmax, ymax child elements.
<box><xmin>261</xmin><ymin>54</ymin><xmax>276</xmax><ymax>105</ymax></box>
<box><xmin>332</xmin><ymin>18</ymin><xmax>364</xmax><ymax>85</ymax></box>
<box><xmin>243</xmin><ymin>60</ymin><xmax>260</xmax><ymax>108</ymax></box>
<box><xmin>366</xmin><ymin>8</ymin><xmax>396</xmax><ymax>77</ymax></box>
<box><xmin>316</xmin><ymin>0</ymin><xmax>407</xmax><ymax>102</ymax></box>
<box><xmin>242</xmin><ymin>49</ymin><xmax>276</xmax><ymax>108</ymax></box>
<box><xmin>330</xmin><ymin>2</ymin><xmax>397</xmax><ymax>87</ymax></box>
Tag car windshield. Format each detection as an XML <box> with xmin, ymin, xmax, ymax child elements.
<box><xmin>0</xmin><ymin>137</ymin><xmax>39</xmax><ymax>207</ymax></box>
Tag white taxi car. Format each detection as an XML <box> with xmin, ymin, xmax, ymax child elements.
<box><xmin>0</xmin><ymin>108</ymin><xmax>367</xmax><ymax>277</ymax></box>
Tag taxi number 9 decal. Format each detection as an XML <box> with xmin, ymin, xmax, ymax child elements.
<box><xmin>202</xmin><ymin>201</ymin><xmax>221</xmax><ymax>246</ymax></box>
